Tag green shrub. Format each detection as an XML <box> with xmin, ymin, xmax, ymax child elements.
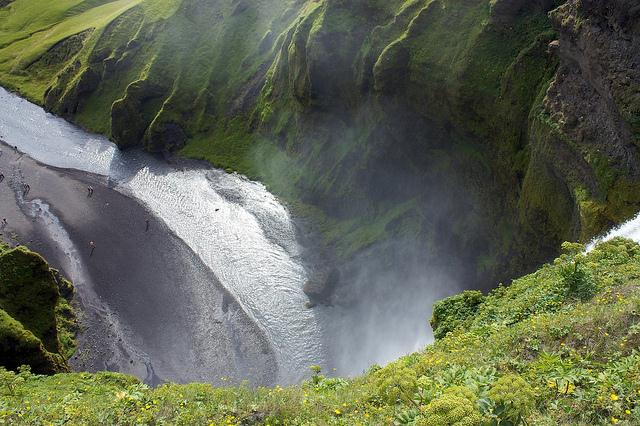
<box><xmin>431</xmin><ymin>291</ymin><xmax>485</xmax><ymax>339</ymax></box>
<box><xmin>373</xmin><ymin>364</ymin><xmax>418</xmax><ymax>404</ymax></box>
<box><xmin>558</xmin><ymin>242</ymin><xmax>598</xmax><ymax>301</ymax></box>
<box><xmin>418</xmin><ymin>386</ymin><xmax>482</xmax><ymax>426</ymax></box>
<box><xmin>561</xmin><ymin>261</ymin><xmax>597</xmax><ymax>301</ymax></box>
<box><xmin>445</xmin><ymin>386</ymin><xmax>478</xmax><ymax>403</ymax></box>
<box><xmin>0</xmin><ymin>365</ymin><xmax>30</xmax><ymax>395</ymax></box>
<box><xmin>0</xmin><ymin>239</ymin><xmax>638</xmax><ymax>424</ymax></box>
<box><xmin>486</xmin><ymin>374</ymin><xmax>535</xmax><ymax>425</ymax></box>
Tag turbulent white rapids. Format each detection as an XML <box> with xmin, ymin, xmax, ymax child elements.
<box><xmin>588</xmin><ymin>212</ymin><xmax>640</xmax><ymax>248</ymax></box>
<box><xmin>0</xmin><ymin>87</ymin><xmax>325</xmax><ymax>383</ymax></box>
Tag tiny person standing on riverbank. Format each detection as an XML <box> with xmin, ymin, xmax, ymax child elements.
<box><xmin>89</xmin><ymin>240</ymin><xmax>96</xmax><ymax>257</ymax></box>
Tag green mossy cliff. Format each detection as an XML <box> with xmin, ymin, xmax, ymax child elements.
<box><xmin>0</xmin><ymin>0</ymin><xmax>638</xmax><ymax>293</ymax></box>
<box><xmin>0</xmin><ymin>244</ymin><xmax>76</xmax><ymax>374</ymax></box>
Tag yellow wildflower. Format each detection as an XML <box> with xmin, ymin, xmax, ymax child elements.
<box><xmin>564</xmin><ymin>383</ymin><xmax>575</xmax><ymax>394</ymax></box>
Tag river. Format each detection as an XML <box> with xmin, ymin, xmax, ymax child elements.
<box><xmin>0</xmin><ymin>86</ymin><xmax>326</xmax><ymax>384</ymax></box>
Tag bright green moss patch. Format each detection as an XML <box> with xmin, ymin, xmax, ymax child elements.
<box><xmin>0</xmin><ymin>247</ymin><xmax>62</xmax><ymax>352</ymax></box>
<box><xmin>0</xmin><ymin>246</ymin><xmax>77</xmax><ymax>374</ymax></box>
<box><xmin>179</xmin><ymin>119</ymin><xmax>256</xmax><ymax>175</ymax></box>
<box><xmin>0</xmin><ymin>309</ymin><xmax>66</xmax><ymax>375</ymax></box>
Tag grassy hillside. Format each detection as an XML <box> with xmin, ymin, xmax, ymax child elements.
<box><xmin>1</xmin><ymin>0</ymin><xmax>638</xmax><ymax>297</ymax></box>
<box><xmin>0</xmin><ymin>243</ymin><xmax>76</xmax><ymax>375</ymax></box>
<box><xmin>2</xmin><ymin>237</ymin><xmax>640</xmax><ymax>424</ymax></box>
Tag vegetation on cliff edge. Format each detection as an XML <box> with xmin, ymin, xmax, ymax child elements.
<box><xmin>2</xmin><ymin>237</ymin><xmax>640</xmax><ymax>425</ymax></box>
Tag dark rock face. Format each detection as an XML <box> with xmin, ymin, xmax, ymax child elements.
<box><xmin>146</xmin><ymin>121</ymin><xmax>188</xmax><ymax>152</ymax></box>
<box><xmin>269</xmin><ymin>0</ymin><xmax>640</xmax><ymax>294</ymax></box>
<box><xmin>258</xmin><ymin>30</ymin><xmax>275</xmax><ymax>54</ymax></box>
<box><xmin>54</xmin><ymin>75</ymin><xmax>95</xmax><ymax>116</ymax></box>
<box><xmin>35</xmin><ymin>31</ymin><xmax>94</xmax><ymax>116</ymax></box>
<box><xmin>111</xmin><ymin>80</ymin><xmax>168</xmax><ymax>149</ymax></box>
<box><xmin>526</xmin><ymin>0</ymin><xmax>640</xmax><ymax>238</ymax></box>
<box><xmin>490</xmin><ymin>0</ymin><xmax>561</xmax><ymax>24</ymax></box>
<box><xmin>579</xmin><ymin>0</ymin><xmax>640</xmax><ymax>33</ymax></box>
<box><xmin>27</xmin><ymin>30</ymin><xmax>92</xmax><ymax>71</ymax></box>
<box><xmin>550</xmin><ymin>0</ymin><xmax>640</xmax><ymax>151</ymax></box>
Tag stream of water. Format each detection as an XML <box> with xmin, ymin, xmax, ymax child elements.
<box><xmin>0</xmin><ymin>86</ymin><xmax>325</xmax><ymax>383</ymax></box>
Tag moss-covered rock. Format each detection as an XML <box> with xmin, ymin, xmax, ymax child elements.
<box><xmin>0</xmin><ymin>309</ymin><xmax>66</xmax><ymax>375</ymax></box>
<box><xmin>0</xmin><ymin>247</ymin><xmax>61</xmax><ymax>352</ymax></box>
<box><xmin>0</xmin><ymin>246</ymin><xmax>76</xmax><ymax>374</ymax></box>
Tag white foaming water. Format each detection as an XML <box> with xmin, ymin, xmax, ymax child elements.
<box><xmin>0</xmin><ymin>87</ymin><xmax>324</xmax><ymax>383</ymax></box>
<box><xmin>587</xmin><ymin>211</ymin><xmax>640</xmax><ymax>250</ymax></box>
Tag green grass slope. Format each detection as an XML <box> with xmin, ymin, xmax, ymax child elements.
<box><xmin>2</xmin><ymin>237</ymin><xmax>640</xmax><ymax>425</ymax></box>
<box><xmin>0</xmin><ymin>244</ymin><xmax>77</xmax><ymax>374</ymax></box>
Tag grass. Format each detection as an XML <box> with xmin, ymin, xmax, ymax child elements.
<box><xmin>2</xmin><ymin>238</ymin><xmax>640</xmax><ymax>424</ymax></box>
<box><xmin>179</xmin><ymin>119</ymin><xmax>257</xmax><ymax>175</ymax></box>
<box><xmin>0</xmin><ymin>7</ymin><xmax>639</xmax><ymax>422</ymax></box>
<box><xmin>0</xmin><ymin>0</ymin><xmax>144</xmax><ymax>101</ymax></box>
